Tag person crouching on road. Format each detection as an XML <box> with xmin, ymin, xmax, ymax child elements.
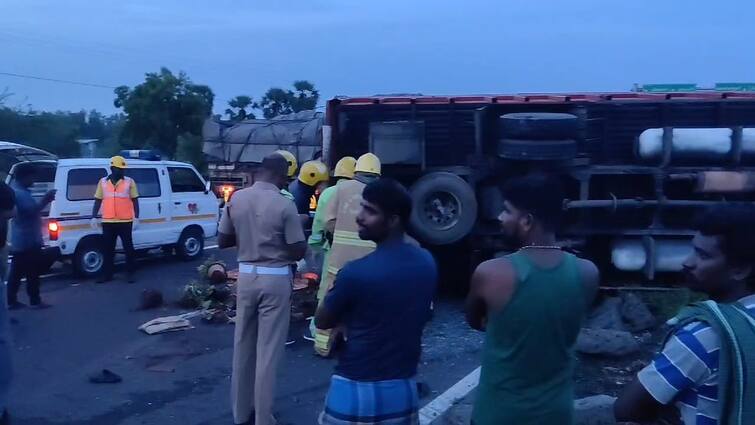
<box><xmin>218</xmin><ymin>154</ymin><xmax>307</xmax><ymax>425</ymax></box>
<box><xmin>315</xmin><ymin>178</ymin><xmax>437</xmax><ymax>425</ymax></box>
<box><xmin>7</xmin><ymin>164</ymin><xmax>56</xmax><ymax>309</ymax></box>
<box><xmin>615</xmin><ymin>204</ymin><xmax>755</xmax><ymax>425</ymax></box>
<box><xmin>91</xmin><ymin>155</ymin><xmax>139</xmax><ymax>284</ymax></box>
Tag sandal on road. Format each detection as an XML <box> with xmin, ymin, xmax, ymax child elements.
<box><xmin>89</xmin><ymin>369</ymin><xmax>122</xmax><ymax>384</ymax></box>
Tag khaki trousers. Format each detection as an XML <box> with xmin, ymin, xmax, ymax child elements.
<box><xmin>231</xmin><ymin>270</ymin><xmax>292</xmax><ymax>425</ymax></box>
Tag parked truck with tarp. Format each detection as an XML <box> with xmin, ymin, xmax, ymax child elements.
<box><xmin>323</xmin><ymin>90</ymin><xmax>755</xmax><ymax>280</ymax></box>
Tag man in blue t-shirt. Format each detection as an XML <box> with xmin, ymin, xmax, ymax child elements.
<box><xmin>315</xmin><ymin>178</ymin><xmax>437</xmax><ymax>425</ymax></box>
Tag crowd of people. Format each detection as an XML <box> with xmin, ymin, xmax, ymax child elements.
<box><xmin>220</xmin><ymin>150</ymin><xmax>755</xmax><ymax>425</ymax></box>
<box><xmin>0</xmin><ymin>148</ymin><xmax>753</xmax><ymax>425</ymax></box>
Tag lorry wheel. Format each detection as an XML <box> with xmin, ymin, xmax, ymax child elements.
<box><xmin>409</xmin><ymin>172</ymin><xmax>477</xmax><ymax>245</ymax></box>
<box><xmin>498</xmin><ymin>138</ymin><xmax>578</xmax><ymax>160</ymax></box>
<box><xmin>176</xmin><ymin>227</ymin><xmax>204</xmax><ymax>261</ymax></box>
<box><xmin>74</xmin><ymin>237</ymin><xmax>105</xmax><ymax>278</ymax></box>
<box><xmin>500</xmin><ymin>112</ymin><xmax>579</xmax><ymax>140</ymax></box>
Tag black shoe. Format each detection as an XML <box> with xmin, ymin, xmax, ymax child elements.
<box><xmin>126</xmin><ymin>273</ymin><xmax>136</xmax><ymax>284</ymax></box>
<box><xmin>8</xmin><ymin>301</ymin><xmax>27</xmax><ymax>310</ymax></box>
<box><xmin>89</xmin><ymin>369</ymin><xmax>122</xmax><ymax>384</ymax></box>
<box><xmin>30</xmin><ymin>301</ymin><xmax>52</xmax><ymax>310</ymax></box>
<box><xmin>0</xmin><ymin>408</ymin><xmax>9</xmax><ymax>425</ymax></box>
<box><xmin>235</xmin><ymin>412</ymin><xmax>255</xmax><ymax>425</ymax></box>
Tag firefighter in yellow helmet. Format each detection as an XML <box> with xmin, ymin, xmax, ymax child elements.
<box><xmin>307</xmin><ymin>157</ymin><xmax>356</xmax><ymax>302</ymax></box>
<box><xmin>288</xmin><ymin>160</ymin><xmax>329</xmax><ymax>215</ymax></box>
<box><xmin>313</xmin><ymin>153</ymin><xmax>381</xmax><ymax>356</ymax></box>
<box><xmin>274</xmin><ymin>150</ymin><xmax>298</xmax><ymax>202</ymax></box>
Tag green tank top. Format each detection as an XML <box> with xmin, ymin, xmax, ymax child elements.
<box><xmin>472</xmin><ymin>251</ymin><xmax>586</xmax><ymax>425</ymax></box>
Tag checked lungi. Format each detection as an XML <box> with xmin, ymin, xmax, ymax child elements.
<box><xmin>319</xmin><ymin>375</ymin><xmax>419</xmax><ymax>425</ymax></box>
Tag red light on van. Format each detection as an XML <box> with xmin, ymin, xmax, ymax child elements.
<box><xmin>48</xmin><ymin>221</ymin><xmax>59</xmax><ymax>241</ymax></box>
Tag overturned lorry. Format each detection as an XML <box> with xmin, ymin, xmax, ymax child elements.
<box><xmin>323</xmin><ymin>91</ymin><xmax>755</xmax><ymax>280</ymax></box>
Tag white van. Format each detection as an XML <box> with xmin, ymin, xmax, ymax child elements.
<box><xmin>7</xmin><ymin>157</ymin><xmax>219</xmax><ymax>277</ymax></box>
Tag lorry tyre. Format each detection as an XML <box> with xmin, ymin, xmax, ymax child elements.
<box><xmin>74</xmin><ymin>237</ymin><xmax>105</xmax><ymax>278</ymax></box>
<box><xmin>176</xmin><ymin>227</ymin><xmax>204</xmax><ymax>261</ymax></box>
<box><xmin>409</xmin><ymin>172</ymin><xmax>477</xmax><ymax>245</ymax></box>
<box><xmin>498</xmin><ymin>138</ymin><xmax>578</xmax><ymax>160</ymax></box>
<box><xmin>500</xmin><ymin>112</ymin><xmax>579</xmax><ymax>140</ymax></box>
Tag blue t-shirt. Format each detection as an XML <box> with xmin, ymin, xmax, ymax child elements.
<box><xmin>10</xmin><ymin>182</ymin><xmax>42</xmax><ymax>252</ymax></box>
<box><xmin>324</xmin><ymin>239</ymin><xmax>438</xmax><ymax>381</ymax></box>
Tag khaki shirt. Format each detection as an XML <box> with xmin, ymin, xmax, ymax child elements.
<box><xmin>218</xmin><ymin>181</ymin><xmax>305</xmax><ymax>267</ymax></box>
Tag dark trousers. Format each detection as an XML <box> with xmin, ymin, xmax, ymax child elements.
<box><xmin>7</xmin><ymin>247</ymin><xmax>42</xmax><ymax>305</ymax></box>
<box><xmin>102</xmin><ymin>221</ymin><xmax>135</xmax><ymax>279</ymax></box>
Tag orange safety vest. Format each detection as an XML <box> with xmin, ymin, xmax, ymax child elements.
<box><xmin>100</xmin><ymin>177</ymin><xmax>135</xmax><ymax>220</ymax></box>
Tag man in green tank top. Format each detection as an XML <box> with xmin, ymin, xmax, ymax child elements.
<box><xmin>466</xmin><ymin>174</ymin><xmax>599</xmax><ymax>425</ymax></box>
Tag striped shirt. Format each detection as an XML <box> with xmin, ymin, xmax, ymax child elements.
<box><xmin>638</xmin><ymin>294</ymin><xmax>755</xmax><ymax>425</ymax></box>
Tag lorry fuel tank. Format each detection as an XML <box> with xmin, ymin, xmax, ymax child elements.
<box><xmin>611</xmin><ymin>238</ymin><xmax>692</xmax><ymax>278</ymax></box>
<box><xmin>638</xmin><ymin>127</ymin><xmax>755</xmax><ymax>164</ymax></box>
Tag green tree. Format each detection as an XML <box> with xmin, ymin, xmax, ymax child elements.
<box><xmin>290</xmin><ymin>80</ymin><xmax>319</xmax><ymax>112</ymax></box>
<box><xmin>114</xmin><ymin>67</ymin><xmax>214</xmax><ymax>158</ymax></box>
<box><xmin>225</xmin><ymin>95</ymin><xmax>256</xmax><ymax>121</ymax></box>
<box><xmin>258</xmin><ymin>80</ymin><xmax>319</xmax><ymax>119</ymax></box>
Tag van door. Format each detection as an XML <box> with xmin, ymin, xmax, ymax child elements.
<box><xmin>126</xmin><ymin>166</ymin><xmax>168</xmax><ymax>247</ymax></box>
<box><xmin>167</xmin><ymin>166</ymin><xmax>217</xmax><ymax>241</ymax></box>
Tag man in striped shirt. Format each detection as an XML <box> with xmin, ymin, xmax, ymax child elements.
<box><xmin>615</xmin><ymin>204</ymin><xmax>755</xmax><ymax>425</ymax></box>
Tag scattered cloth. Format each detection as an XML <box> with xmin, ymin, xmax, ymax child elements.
<box><xmin>138</xmin><ymin>311</ymin><xmax>202</xmax><ymax>335</ymax></box>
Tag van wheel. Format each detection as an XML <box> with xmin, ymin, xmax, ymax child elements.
<box><xmin>74</xmin><ymin>238</ymin><xmax>105</xmax><ymax>277</ymax></box>
<box><xmin>409</xmin><ymin>172</ymin><xmax>478</xmax><ymax>245</ymax></box>
<box><xmin>176</xmin><ymin>228</ymin><xmax>204</xmax><ymax>261</ymax></box>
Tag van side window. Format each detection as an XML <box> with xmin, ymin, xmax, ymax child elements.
<box><xmin>125</xmin><ymin>168</ymin><xmax>161</xmax><ymax>198</ymax></box>
<box><xmin>168</xmin><ymin>167</ymin><xmax>205</xmax><ymax>193</ymax></box>
<box><xmin>67</xmin><ymin>168</ymin><xmax>107</xmax><ymax>201</ymax></box>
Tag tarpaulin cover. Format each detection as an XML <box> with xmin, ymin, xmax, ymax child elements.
<box><xmin>202</xmin><ymin>110</ymin><xmax>322</xmax><ymax>165</ymax></box>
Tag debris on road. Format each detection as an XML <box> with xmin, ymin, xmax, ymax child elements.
<box><xmin>138</xmin><ymin>311</ymin><xmax>202</xmax><ymax>335</ymax></box>
<box><xmin>576</xmin><ymin>328</ymin><xmax>641</xmax><ymax>357</ymax></box>
<box><xmin>573</xmin><ymin>395</ymin><xmax>618</xmax><ymax>425</ymax></box>
<box><xmin>136</xmin><ymin>289</ymin><xmax>164</xmax><ymax>310</ymax></box>
<box><xmin>619</xmin><ymin>293</ymin><xmax>656</xmax><ymax>332</ymax></box>
<box><xmin>585</xmin><ymin>297</ymin><xmax>627</xmax><ymax>331</ymax></box>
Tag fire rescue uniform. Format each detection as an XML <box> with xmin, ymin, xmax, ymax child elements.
<box><xmin>275</xmin><ymin>150</ymin><xmax>298</xmax><ymax>202</ymax></box>
<box><xmin>289</xmin><ymin>161</ymin><xmax>329</xmax><ymax>215</ymax></box>
<box><xmin>308</xmin><ymin>157</ymin><xmax>356</xmax><ymax>303</ymax></box>
<box><xmin>220</xmin><ymin>181</ymin><xmax>305</xmax><ymax>425</ymax></box>
<box><xmin>314</xmin><ymin>153</ymin><xmax>381</xmax><ymax>357</ymax></box>
<box><xmin>94</xmin><ymin>156</ymin><xmax>139</xmax><ymax>282</ymax></box>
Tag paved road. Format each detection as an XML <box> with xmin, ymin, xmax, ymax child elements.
<box><xmin>5</xmin><ymin>246</ymin><xmax>483</xmax><ymax>425</ymax></box>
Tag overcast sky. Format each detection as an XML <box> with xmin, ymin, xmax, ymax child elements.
<box><xmin>1</xmin><ymin>0</ymin><xmax>753</xmax><ymax>115</ymax></box>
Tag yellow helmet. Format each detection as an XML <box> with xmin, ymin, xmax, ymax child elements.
<box><xmin>355</xmin><ymin>153</ymin><xmax>381</xmax><ymax>175</ymax></box>
<box><xmin>274</xmin><ymin>150</ymin><xmax>298</xmax><ymax>178</ymax></box>
<box><xmin>298</xmin><ymin>161</ymin><xmax>329</xmax><ymax>186</ymax></box>
<box><xmin>333</xmin><ymin>156</ymin><xmax>357</xmax><ymax>179</ymax></box>
<box><xmin>110</xmin><ymin>155</ymin><xmax>127</xmax><ymax>169</ymax></box>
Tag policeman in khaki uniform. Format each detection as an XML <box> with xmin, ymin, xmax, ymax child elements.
<box><xmin>313</xmin><ymin>153</ymin><xmax>381</xmax><ymax>357</ymax></box>
<box><xmin>218</xmin><ymin>154</ymin><xmax>307</xmax><ymax>425</ymax></box>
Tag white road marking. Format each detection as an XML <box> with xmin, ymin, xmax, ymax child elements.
<box><xmin>419</xmin><ymin>366</ymin><xmax>480</xmax><ymax>424</ymax></box>
<box><xmin>38</xmin><ymin>244</ymin><xmax>221</xmax><ymax>280</ymax></box>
